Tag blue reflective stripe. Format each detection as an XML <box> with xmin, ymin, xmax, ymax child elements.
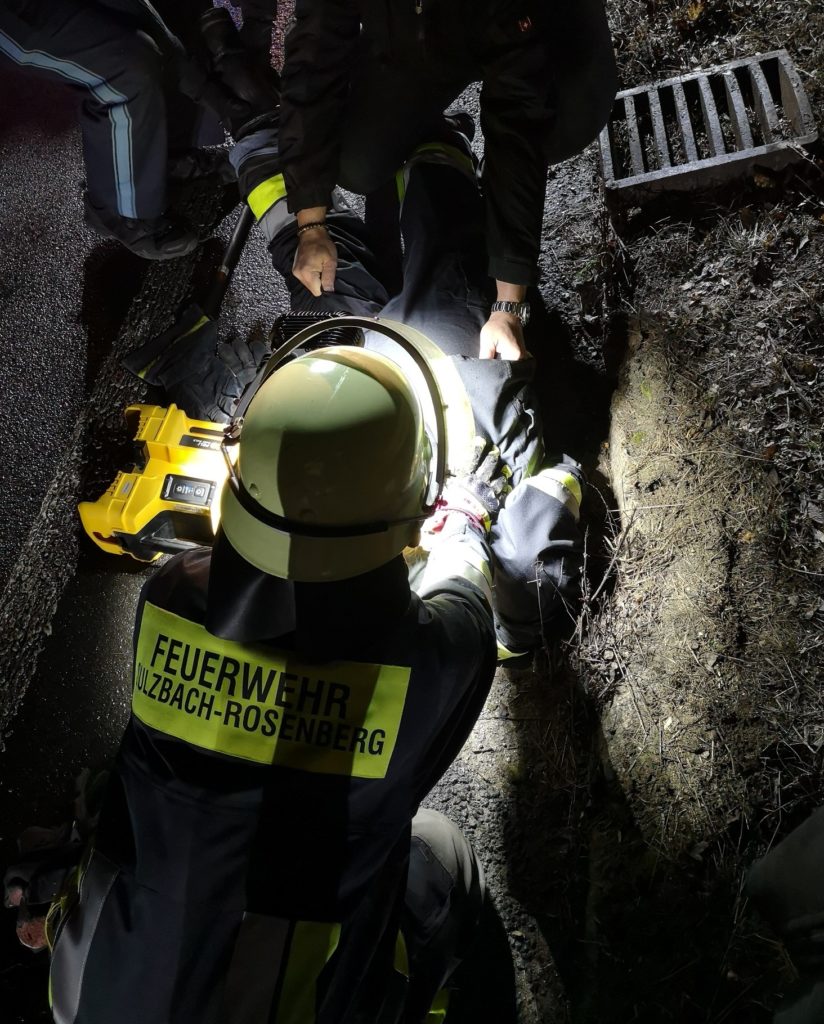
<box><xmin>0</xmin><ymin>29</ymin><xmax>137</xmax><ymax>217</ymax></box>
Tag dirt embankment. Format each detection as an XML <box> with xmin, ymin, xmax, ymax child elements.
<box><xmin>598</xmin><ymin>314</ymin><xmax>822</xmax><ymax>856</ymax></box>
<box><xmin>559</xmin><ymin>2</ymin><xmax>824</xmax><ymax>1019</ymax></box>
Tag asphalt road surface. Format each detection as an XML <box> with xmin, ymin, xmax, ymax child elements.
<box><xmin>0</xmin><ymin>60</ymin><xmax>290</xmax><ymax>1019</ymax></box>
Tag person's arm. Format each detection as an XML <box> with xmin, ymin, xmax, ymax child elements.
<box><xmin>416</xmin><ymin>515</ymin><xmax>494</xmax><ymax>619</ymax></box>
<box><xmin>279</xmin><ymin>0</ymin><xmax>360</xmax><ymax>295</ymax></box>
<box><xmin>412</xmin><ymin>437</ymin><xmax>509</xmax><ymax>623</ymax></box>
<box><xmin>479</xmin><ymin>281</ymin><xmax>528</xmax><ymax>360</ymax></box>
<box><xmin>292</xmin><ymin>208</ymin><xmax>338</xmax><ymax>296</ymax></box>
<box><xmin>411</xmin><ymin>514</ymin><xmax>498</xmax><ymax>795</ymax></box>
<box><xmin>478</xmin><ymin>23</ymin><xmax>553</xmax><ymax>359</ymax></box>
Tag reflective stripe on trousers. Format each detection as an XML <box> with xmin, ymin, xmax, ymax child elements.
<box><xmin>0</xmin><ymin>28</ymin><xmax>138</xmax><ymax>217</ymax></box>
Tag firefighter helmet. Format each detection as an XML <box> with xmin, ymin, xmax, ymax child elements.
<box><xmin>220</xmin><ymin>346</ymin><xmax>432</xmax><ymax>581</ymax></box>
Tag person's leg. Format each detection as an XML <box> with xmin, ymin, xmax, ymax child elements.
<box><xmin>151</xmin><ymin>0</ymin><xmax>221</xmax><ymax>154</ymax></box>
<box><xmin>380</xmin><ymin>126</ymin><xmax>489</xmax><ymax>358</ymax></box>
<box><xmin>238</xmin><ymin>0</ymin><xmax>278</xmax><ymax>67</ymax></box>
<box><xmin>402</xmin><ymin>808</ymin><xmax>486</xmax><ymax>1021</ymax></box>
<box><xmin>0</xmin><ymin>0</ymin><xmax>171</xmax><ymax>220</ymax></box>
<box><xmin>381</xmin><ymin>141</ymin><xmax>587</xmax><ymax>656</ymax></box>
<box><xmin>748</xmin><ymin>807</ymin><xmax>824</xmax><ymax>1024</ymax></box>
<box><xmin>491</xmin><ymin>459</ymin><xmax>585</xmax><ymax>657</ymax></box>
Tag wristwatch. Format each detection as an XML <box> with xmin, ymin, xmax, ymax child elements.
<box><xmin>490</xmin><ymin>300</ymin><xmax>530</xmax><ymax>325</ymax></box>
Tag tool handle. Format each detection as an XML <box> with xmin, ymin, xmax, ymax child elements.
<box><xmin>201</xmin><ymin>204</ymin><xmax>255</xmax><ymax>319</ymax></box>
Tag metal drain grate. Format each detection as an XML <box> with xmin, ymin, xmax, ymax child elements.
<box><xmin>598</xmin><ymin>50</ymin><xmax>818</xmax><ymax>203</ymax></box>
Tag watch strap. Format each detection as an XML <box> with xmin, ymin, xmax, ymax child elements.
<box><xmin>490</xmin><ymin>300</ymin><xmax>530</xmax><ymax>325</ymax></box>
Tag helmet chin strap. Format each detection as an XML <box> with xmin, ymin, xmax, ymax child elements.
<box><xmin>224</xmin><ymin>465</ymin><xmax>431</xmax><ymax>537</ymax></box>
<box><xmin>224</xmin><ymin>316</ymin><xmax>450</xmax><ymax>516</ymax></box>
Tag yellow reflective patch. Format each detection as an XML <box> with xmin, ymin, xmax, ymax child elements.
<box><xmin>419</xmin><ymin>547</ymin><xmax>492</xmax><ymax>606</ymax></box>
<box><xmin>133</xmin><ymin>603</ymin><xmax>410</xmax><ymax>778</ymax></box>
<box><xmin>393</xmin><ymin>929</ymin><xmax>409</xmax><ymax>978</ymax></box>
<box><xmin>524</xmin><ymin>438</ymin><xmax>546</xmax><ymax>480</ymax></box>
<box><xmin>274</xmin><ymin>921</ymin><xmax>341</xmax><ymax>1024</ymax></box>
<box><xmin>558</xmin><ymin>470</ymin><xmax>583</xmax><ymax>509</ymax></box>
<box><xmin>247</xmin><ymin>173</ymin><xmax>287</xmax><ymax>220</ymax></box>
<box><xmin>426</xmin><ymin>987</ymin><xmax>450</xmax><ymax>1021</ymax></box>
<box><xmin>397</xmin><ymin>141</ymin><xmax>474</xmax><ymax>205</ymax></box>
<box><xmin>525</xmin><ymin>467</ymin><xmax>583</xmax><ymax>516</ymax></box>
<box><xmin>395</xmin><ymin>167</ymin><xmax>407</xmax><ymax>204</ymax></box>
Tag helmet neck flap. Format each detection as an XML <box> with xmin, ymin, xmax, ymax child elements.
<box><xmin>205</xmin><ymin>528</ymin><xmax>411</xmax><ymax>652</ymax></box>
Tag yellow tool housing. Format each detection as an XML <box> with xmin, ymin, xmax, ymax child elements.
<box><xmin>78</xmin><ymin>404</ymin><xmax>228</xmax><ymax>562</ymax></box>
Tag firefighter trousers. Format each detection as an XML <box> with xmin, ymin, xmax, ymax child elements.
<box><xmin>396</xmin><ymin>807</ymin><xmax>485</xmax><ymax>1022</ymax></box>
<box><xmin>267</xmin><ymin>151</ymin><xmax>585</xmax><ymax>653</ymax></box>
<box><xmin>0</xmin><ymin>0</ymin><xmax>202</xmax><ymax>220</ymax></box>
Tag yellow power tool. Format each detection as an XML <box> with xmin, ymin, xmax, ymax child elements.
<box><xmin>78</xmin><ymin>404</ymin><xmax>228</xmax><ymax>562</ymax></box>
<box><xmin>80</xmin><ymin>314</ymin><xmax>476</xmax><ymax>565</ymax></box>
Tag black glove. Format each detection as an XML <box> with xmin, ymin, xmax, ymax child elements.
<box><xmin>143</xmin><ymin>312</ymin><xmax>270</xmax><ymax>423</ymax></box>
<box><xmin>3</xmin><ymin>823</ymin><xmax>82</xmax><ymax>951</ymax></box>
<box><xmin>180</xmin><ymin>8</ymin><xmax>279</xmax><ymax>141</ymax></box>
<box><xmin>438</xmin><ymin>436</ymin><xmax>512</xmax><ymax>533</ymax></box>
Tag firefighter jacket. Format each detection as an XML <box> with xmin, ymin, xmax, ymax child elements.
<box><xmin>48</xmin><ymin>523</ymin><xmax>496</xmax><ymax>1024</ymax></box>
<box><xmin>278</xmin><ymin>0</ymin><xmax>556</xmax><ymax>286</ymax></box>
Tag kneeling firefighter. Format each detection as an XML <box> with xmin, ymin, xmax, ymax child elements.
<box><xmin>46</xmin><ymin>334</ymin><xmax>510</xmax><ymax>1023</ymax></box>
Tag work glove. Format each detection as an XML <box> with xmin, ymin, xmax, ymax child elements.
<box><xmin>167</xmin><ymin>333</ymin><xmax>270</xmax><ymax>424</ymax></box>
<box><xmin>180</xmin><ymin>8</ymin><xmax>279</xmax><ymax>142</ymax></box>
<box><xmin>3</xmin><ymin>823</ymin><xmax>82</xmax><ymax>951</ymax></box>
<box><xmin>135</xmin><ymin>305</ymin><xmax>269</xmax><ymax>423</ymax></box>
<box><xmin>435</xmin><ymin>436</ymin><xmax>512</xmax><ymax>533</ymax></box>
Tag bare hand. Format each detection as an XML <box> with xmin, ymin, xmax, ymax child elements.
<box><xmin>292</xmin><ymin>227</ymin><xmax>337</xmax><ymax>296</ymax></box>
<box><xmin>479</xmin><ymin>310</ymin><xmax>526</xmax><ymax>360</ymax></box>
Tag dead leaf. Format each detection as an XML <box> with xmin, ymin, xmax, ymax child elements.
<box><xmin>803</xmin><ymin>501</ymin><xmax>824</xmax><ymax>525</ymax></box>
<box><xmin>740</xmin><ymin>530</ymin><xmax>756</xmax><ymax>543</ymax></box>
<box><xmin>794</xmin><ymin>235</ymin><xmax>810</xmax><ymax>259</ymax></box>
